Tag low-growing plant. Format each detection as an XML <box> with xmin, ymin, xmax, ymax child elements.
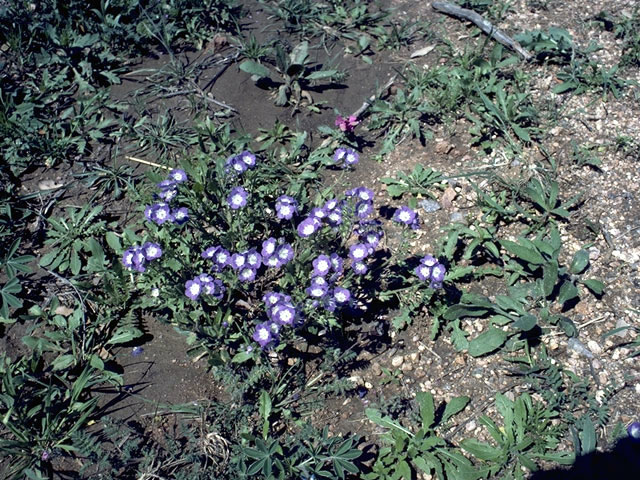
<box><xmin>461</xmin><ymin>392</ymin><xmax>573</xmax><ymax>479</ymax></box>
<box><xmin>380</xmin><ymin>164</ymin><xmax>445</xmax><ymax>200</ymax></box>
<box><xmin>364</xmin><ymin>391</ymin><xmax>478</xmax><ymax>480</ymax></box>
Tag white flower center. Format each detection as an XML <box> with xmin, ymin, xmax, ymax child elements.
<box><xmin>189</xmin><ymin>284</ymin><xmax>201</xmax><ymax>295</ymax></box>
<box><xmin>258</xmin><ymin>328</ymin><xmax>270</xmax><ymax>340</ymax></box>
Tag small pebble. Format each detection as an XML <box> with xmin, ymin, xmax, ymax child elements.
<box><xmin>450</xmin><ymin>212</ymin><xmax>465</xmax><ymax>223</ymax></box>
<box><xmin>466</xmin><ymin>420</ymin><xmax>476</xmax><ymax>432</ymax></box>
<box><xmin>587</xmin><ymin>340</ymin><xmax>603</xmax><ymax>355</ymax></box>
<box><xmin>420</xmin><ymin>199</ymin><xmax>441</xmax><ymax>213</ymax></box>
<box><xmin>391</xmin><ymin>355</ymin><xmax>404</xmax><ymax>367</ymax></box>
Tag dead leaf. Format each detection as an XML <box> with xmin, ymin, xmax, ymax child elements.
<box><xmin>54</xmin><ymin>305</ymin><xmax>75</xmax><ymax>317</ymax></box>
<box><xmin>38</xmin><ymin>180</ymin><xmax>63</xmax><ymax>191</ymax></box>
<box><xmin>441</xmin><ymin>186</ymin><xmax>457</xmax><ymax>210</ymax></box>
<box><xmin>410</xmin><ymin>45</ymin><xmax>436</xmax><ymax>58</ymax></box>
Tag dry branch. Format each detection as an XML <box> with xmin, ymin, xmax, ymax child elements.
<box><xmin>432</xmin><ymin>1</ymin><xmax>532</xmax><ymax>61</ymax></box>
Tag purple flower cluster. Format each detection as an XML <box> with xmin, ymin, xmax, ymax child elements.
<box><xmin>122</xmin><ymin>242</ymin><xmax>163</xmax><ymax>273</ymax></box>
<box><xmin>252</xmin><ymin>291</ymin><xmax>299</xmax><ymax>348</ymax></box>
<box><xmin>629</xmin><ymin>421</ymin><xmax>640</xmax><ymax>441</ymax></box>
<box><xmin>392</xmin><ymin>206</ymin><xmax>420</xmax><ymax>230</ymax></box>
<box><xmin>303</xmin><ymin>251</ymin><xmax>351</xmax><ymax>312</ymax></box>
<box><xmin>275</xmin><ymin>195</ymin><xmax>298</xmax><ymax>220</ymax></box>
<box><xmin>185</xmin><ymin>273</ymin><xmax>226</xmax><ymax>300</ymax></box>
<box><xmin>225</xmin><ymin>150</ymin><xmax>257</xmax><ymax>175</ymax></box>
<box><xmin>414</xmin><ymin>255</ymin><xmax>446</xmax><ymax>289</ymax></box>
<box><xmin>145</xmin><ymin>169</ymin><xmax>189</xmax><ymax>226</ymax></box>
<box><xmin>333</xmin><ymin>148</ymin><xmax>359</xmax><ymax>168</ymax></box>
<box><xmin>200</xmin><ymin>240</ymin><xmax>294</xmax><ymax>286</ymax></box>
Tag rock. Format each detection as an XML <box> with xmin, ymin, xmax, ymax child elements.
<box><xmin>614</xmin><ymin>318</ymin><xmax>631</xmax><ymax>338</ymax></box>
<box><xmin>410</xmin><ymin>352</ymin><xmax>419</xmax><ymax>362</ymax></box>
<box><xmin>420</xmin><ymin>199</ymin><xmax>441</xmax><ymax>213</ymax></box>
<box><xmin>401</xmin><ymin>363</ymin><xmax>413</xmax><ymax>372</ymax></box>
<box><xmin>435</xmin><ymin>141</ymin><xmax>454</xmax><ymax>155</ymax></box>
<box><xmin>391</xmin><ymin>355</ymin><xmax>404</xmax><ymax>367</ymax></box>
<box><xmin>441</xmin><ymin>186</ymin><xmax>457</xmax><ymax>209</ymax></box>
<box><xmin>450</xmin><ymin>212</ymin><xmax>466</xmax><ymax>224</ymax></box>
<box><xmin>371</xmin><ymin>362</ymin><xmax>382</xmax><ymax>376</ymax></box>
<box><xmin>465</xmin><ymin>420</ymin><xmax>476</xmax><ymax>432</ymax></box>
<box><xmin>587</xmin><ymin>340</ymin><xmax>603</xmax><ymax>355</ymax></box>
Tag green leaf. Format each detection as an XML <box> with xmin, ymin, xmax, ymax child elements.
<box><xmin>239</xmin><ymin>60</ymin><xmax>271</xmax><ymax>79</ymax></box>
<box><xmin>105</xmin><ymin>232</ymin><xmax>122</xmax><ymax>252</ymax></box>
<box><xmin>416</xmin><ymin>392</ymin><xmax>435</xmax><ymax>430</ymax></box>
<box><xmin>460</xmin><ymin>439</ymin><xmax>503</xmax><ymax>461</ymax></box>
<box><xmin>582</xmin><ymin>278</ymin><xmax>604</xmax><ymax>295</ymax></box>
<box><xmin>500</xmin><ymin>239</ymin><xmax>545</xmax><ymax>265</ymax></box>
<box><xmin>51</xmin><ymin>354</ymin><xmax>76</xmax><ymax>371</ymax></box>
<box><xmin>307</xmin><ymin>69</ymin><xmax>338</xmax><ymax>80</ymax></box>
<box><xmin>107</xmin><ymin>327</ymin><xmax>142</xmax><ymax>345</ymax></box>
<box><xmin>570</xmin><ymin>249</ymin><xmax>590</xmax><ymax>274</ymax></box>
<box><xmin>542</xmin><ymin>261</ymin><xmax>559</xmax><ymax>297</ymax></box>
<box><xmin>468</xmin><ymin>327</ymin><xmax>508</xmax><ymax>357</ymax></box>
<box><xmin>557</xmin><ymin>281</ymin><xmax>579</xmax><ymax>305</ymax></box>
<box><xmin>512</xmin><ymin>314</ymin><xmax>537</xmax><ymax>332</ymax></box>
<box><xmin>578</xmin><ymin>416</ymin><xmax>597</xmax><ymax>454</ymax></box>
<box><xmin>442</xmin><ymin>396</ymin><xmax>470</xmax><ymax>424</ymax></box>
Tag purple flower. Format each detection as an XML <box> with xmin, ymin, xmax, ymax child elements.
<box><xmin>310</xmin><ymin>207</ymin><xmax>328</xmax><ymax>219</ymax></box>
<box><xmin>226</xmin><ymin>156</ymin><xmax>247</xmax><ymax>175</ymax></box>
<box><xmin>261</xmin><ymin>238</ymin><xmax>277</xmax><ymax>258</ymax></box>
<box><xmin>431</xmin><ymin>263</ymin><xmax>446</xmax><ymax>283</ymax></box>
<box><xmin>273</xmin><ymin>303</ymin><xmax>296</xmax><ymax>326</ymax></box>
<box><xmin>149</xmin><ymin>203</ymin><xmax>173</xmax><ymax>225</ymax></box>
<box><xmin>335</xmin><ymin>114</ymin><xmax>359</xmax><ymax>132</ymax></box>
<box><xmin>131</xmin><ymin>247</ymin><xmax>146</xmax><ymax>273</ymax></box>
<box><xmin>239</xmin><ymin>150</ymin><xmax>256</xmax><ymax>168</ymax></box>
<box><xmin>144</xmin><ymin>205</ymin><xmax>154</xmax><ymax>222</ymax></box>
<box><xmin>263</xmin><ymin>291</ymin><xmax>284</xmax><ymax>307</ymax></box>
<box><xmin>276</xmin><ymin>195</ymin><xmax>298</xmax><ymax>220</ymax></box>
<box><xmin>253</xmin><ymin>321</ymin><xmax>275</xmax><ymax>348</ymax></box>
<box><xmin>214</xmin><ymin>248</ymin><xmax>231</xmax><ymax>268</ymax></box>
<box><xmin>326</xmin><ymin>209</ymin><xmax>343</xmax><ymax>227</ymax></box>
<box><xmin>264</xmin><ymin>254</ymin><xmax>283</xmax><ymax>268</ymax></box>
<box><xmin>349</xmin><ymin>243</ymin><xmax>369</xmax><ymax>262</ymax></box>
<box><xmin>312</xmin><ymin>255</ymin><xmax>331</xmax><ymax>277</ymax></box>
<box><xmin>132</xmin><ymin>346</ymin><xmax>144</xmax><ymax>356</ymax></box>
<box><xmin>246</xmin><ymin>249</ymin><xmax>262</xmax><ymax>268</ymax></box>
<box><xmin>227</xmin><ymin>187</ymin><xmax>248</xmax><ymax>209</ymax></box>
<box><xmin>205</xmin><ymin>279</ymin><xmax>225</xmax><ymax>299</ymax></box>
<box><xmin>355</xmin><ymin>200</ymin><xmax>373</xmax><ymax>219</ymax></box>
<box><xmin>344</xmin><ymin>149</ymin><xmax>359</xmax><ymax>166</ymax></box>
<box><xmin>421</xmin><ymin>255</ymin><xmax>437</xmax><ymax>267</ymax></box>
<box><xmin>360</xmin><ymin>230</ymin><xmax>383</xmax><ymax>248</ymax></box>
<box><xmin>333</xmin><ymin>287</ymin><xmax>351</xmax><ymax>304</ymax></box>
<box><xmin>355</xmin><ymin>187</ymin><xmax>374</xmax><ymax>202</ymax></box>
<box><xmin>333</xmin><ymin>148</ymin><xmax>347</xmax><ymax>164</ymax></box>
<box><xmin>169</xmin><ymin>169</ymin><xmax>188</xmax><ymax>183</ymax></box>
<box><xmin>330</xmin><ymin>253</ymin><xmax>344</xmax><ymax>274</ymax></box>
<box><xmin>393</xmin><ymin>206</ymin><xmax>419</xmax><ymax>229</ymax></box>
<box><xmin>122</xmin><ymin>248</ymin><xmax>136</xmax><ymax>269</ymax></box>
<box><xmin>157</xmin><ymin>179</ymin><xmax>176</xmax><ymax>190</ymax></box>
<box><xmin>172</xmin><ymin>207</ymin><xmax>189</xmax><ymax>225</ymax></box>
<box><xmin>415</xmin><ymin>263</ymin><xmax>432</xmax><ymax>282</ymax></box>
<box><xmin>202</xmin><ymin>246</ymin><xmax>218</xmax><ymax>259</ymax></box>
<box><xmin>275</xmin><ymin>244</ymin><xmax>294</xmax><ymax>264</ymax></box>
<box><xmin>158</xmin><ymin>187</ymin><xmax>177</xmax><ymax>202</ymax></box>
<box><xmin>238</xmin><ymin>266</ymin><xmax>257</xmax><ymax>282</ymax></box>
<box><xmin>324</xmin><ymin>198</ymin><xmax>338</xmax><ymax>211</ymax></box>
<box><xmin>230</xmin><ymin>252</ymin><xmax>247</xmax><ymax>271</ymax></box>
<box><xmin>306</xmin><ymin>277</ymin><xmax>328</xmax><ymax>298</ymax></box>
<box><xmin>352</xmin><ymin>261</ymin><xmax>368</xmax><ymax>275</ymax></box>
<box><xmin>185</xmin><ymin>278</ymin><xmax>203</xmax><ymax>300</ymax></box>
<box><xmin>41</xmin><ymin>450</ymin><xmax>51</xmax><ymax>462</ymax></box>
<box><xmin>628</xmin><ymin>421</ymin><xmax>640</xmax><ymax>440</ymax></box>
<box><xmin>142</xmin><ymin>242</ymin><xmax>162</xmax><ymax>261</ymax></box>
<box><xmin>297</xmin><ymin>217</ymin><xmax>321</xmax><ymax>238</ymax></box>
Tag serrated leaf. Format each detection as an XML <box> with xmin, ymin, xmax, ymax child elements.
<box><xmin>468</xmin><ymin>327</ymin><xmax>508</xmax><ymax>357</ymax></box>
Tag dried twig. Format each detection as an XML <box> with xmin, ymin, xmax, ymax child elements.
<box><xmin>350</xmin><ymin>75</ymin><xmax>397</xmax><ymax>119</ymax></box>
<box><xmin>432</xmin><ymin>2</ymin><xmax>532</xmax><ymax>61</ymax></box>
<box><xmin>125</xmin><ymin>156</ymin><xmax>170</xmax><ymax>170</ymax></box>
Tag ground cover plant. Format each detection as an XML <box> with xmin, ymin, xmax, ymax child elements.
<box><xmin>2</xmin><ymin>0</ymin><xmax>640</xmax><ymax>478</ymax></box>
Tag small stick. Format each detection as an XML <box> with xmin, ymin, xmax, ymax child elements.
<box><xmin>125</xmin><ymin>155</ymin><xmax>170</xmax><ymax>170</ymax></box>
<box><xmin>432</xmin><ymin>2</ymin><xmax>532</xmax><ymax>61</ymax></box>
<box><xmin>351</xmin><ymin>75</ymin><xmax>397</xmax><ymax>119</ymax></box>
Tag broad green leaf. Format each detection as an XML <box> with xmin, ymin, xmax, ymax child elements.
<box><xmin>582</xmin><ymin>278</ymin><xmax>604</xmax><ymax>295</ymax></box>
<box><xmin>51</xmin><ymin>354</ymin><xmax>76</xmax><ymax>371</ymax></box>
<box><xmin>512</xmin><ymin>314</ymin><xmax>537</xmax><ymax>332</ymax></box>
<box><xmin>542</xmin><ymin>261</ymin><xmax>558</xmax><ymax>297</ymax></box>
<box><xmin>442</xmin><ymin>396</ymin><xmax>470</xmax><ymax>424</ymax></box>
<box><xmin>416</xmin><ymin>392</ymin><xmax>435</xmax><ymax>430</ymax></box>
<box><xmin>570</xmin><ymin>249</ymin><xmax>590</xmax><ymax>274</ymax></box>
<box><xmin>500</xmin><ymin>239</ymin><xmax>545</xmax><ymax>265</ymax></box>
<box><xmin>460</xmin><ymin>439</ymin><xmax>503</xmax><ymax>461</ymax></box>
<box><xmin>557</xmin><ymin>281</ymin><xmax>579</xmax><ymax>305</ymax></box>
<box><xmin>239</xmin><ymin>60</ymin><xmax>271</xmax><ymax>79</ymax></box>
<box><xmin>107</xmin><ymin>327</ymin><xmax>142</xmax><ymax>345</ymax></box>
<box><xmin>468</xmin><ymin>327</ymin><xmax>508</xmax><ymax>357</ymax></box>
<box><xmin>578</xmin><ymin>416</ymin><xmax>597</xmax><ymax>454</ymax></box>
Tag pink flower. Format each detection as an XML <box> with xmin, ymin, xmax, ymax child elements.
<box><xmin>335</xmin><ymin>115</ymin><xmax>359</xmax><ymax>133</ymax></box>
